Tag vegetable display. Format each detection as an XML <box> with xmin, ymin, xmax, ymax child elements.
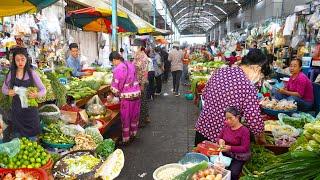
<box><xmin>256</xmin><ymin>151</ymin><xmax>320</xmax><ymax>180</ymax></box>
<box><xmin>0</xmin><ymin>137</ymin><xmax>51</xmax><ymax>169</ymax></box>
<box><xmin>66</xmin><ymin>78</ymin><xmax>97</xmax><ymax>100</ymax></box>
<box><xmin>40</xmin><ymin>123</ymin><xmax>75</xmax><ymax>145</ymax></box>
<box><xmin>45</xmin><ymin>71</ymin><xmax>67</xmax><ymax>107</ymax></box>
<box><xmin>242</xmin><ymin>145</ymin><xmax>278</xmax><ymax>177</ymax></box>
<box><xmin>95</xmin><ymin>139</ymin><xmax>115</xmax><ymax>158</ymax></box>
<box><xmin>290</xmin><ymin>120</ymin><xmax>320</xmax><ymax>151</ymax></box>
<box><xmin>1</xmin><ymin>170</ymin><xmax>41</xmax><ymax>180</ymax></box>
<box><xmin>36</xmin><ymin>70</ymin><xmax>55</xmax><ymax>103</ymax></box>
<box><xmin>191</xmin><ymin>168</ymin><xmax>223</xmax><ymax>180</ymax></box>
<box><xmin>173</xmin><ymin>161</ymin><xmax>208</xmax><ymax>180</ymax></box>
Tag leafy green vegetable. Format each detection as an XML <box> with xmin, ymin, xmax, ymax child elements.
<box><xmin>27</xmin><ymin>87</ymin><xmax>38</xmax><ymax>107</ymax></box>
<box><xmin>96</xmin><ymin>139</ymin><xmax>115</xmax><ymax>158</ymax></box>
<box><xmin>45</xmin><ymin>72</ymin><xmax>67</xmax><ymax>107</ymax></box>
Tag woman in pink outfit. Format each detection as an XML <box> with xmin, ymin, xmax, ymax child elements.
<box><xmin>109</xmin><ymin>52</ymin><xmax>141</xmax><ymax>144</ymax></box>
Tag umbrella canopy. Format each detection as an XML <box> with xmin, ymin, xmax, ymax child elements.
<box><xmin>65</xmin><ymin>7</ymin><xmax>138</xmax><ymax>33</ymax></box>
<box><xmin>0</xmin><ymin>0</ymin><xmax>58</xmax><ymax>17</ymax></box>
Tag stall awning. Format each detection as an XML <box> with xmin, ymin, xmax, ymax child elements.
<box><xmin>70</xmin><ymin>0</ymin><xmax>156</xmax><ymax>34</ymax></box>
<box><xmin>0</xmin><ymin>0</ymin><xmax>58</xmax><ymax>17</ymax></box>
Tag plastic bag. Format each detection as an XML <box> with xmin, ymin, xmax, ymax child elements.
<box><xmin>0</xmin><ymin>138</ymin><xmax>20</xmax><ymax>158</ymax></box>
<box><xmin>61</xmin><ymin>124</ymin><xmax>85</xmax><ymax>137</ymax></box>
<box><xmin>86</xmin><ymin>95</ymin><xmax>106</xmax><ymax>116</ymax></box>
<box><xmin>85</xmin><ymin>127</ymin><xmax>103</xmax><ymax>144</ymax></box>
<box><xmin>13</xmin><ymin>86</ymin><xmax>28</xmax><ymax>108</ymax></box>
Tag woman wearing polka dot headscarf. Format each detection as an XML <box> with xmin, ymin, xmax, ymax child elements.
<box><xmin>195</xmin><ymin>49</ymin><xmax>271</xmax><ymax>146</ymax></box>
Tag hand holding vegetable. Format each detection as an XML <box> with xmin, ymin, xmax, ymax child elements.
<box><xmin>218</xmin><ymin>139</ymin><xmax>225</xmax><ymax>147</ymax></box>
<box><xmin>28</xmin><ymin>91</ymin><xmax>38</xmax><ymax>99</ymax></box>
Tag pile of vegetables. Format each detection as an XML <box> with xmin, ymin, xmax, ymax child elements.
<box><xmin>45</xmin><ymin>71</ymin><xmax>67</xmax><ymax>107</ymax></box>
<box><xmin>65</xmin><ymin>78</ymin><xmax>97</xmax><ymax>100</ymax></box>
<box><xmin>40</xmin><ymin>123</ymin><xmax>75</xmax><ymax>145</ymax></box>
<box><xmin>71</xmin><ymin>133</ymin><xmax>97</xmax><ymax>151</ymax></box>
<box><xmin>173</xmin><ymin>161</ymin><xmax>208</xmax><ymax>180</ymax></box>
<box><xmin>290</xmin><ymin>120</ymin><xmax>320</xmax><ymax>151</ymax></box>
<box><xmin>242</xmin><ymin>145</ymin><xmax>278</xmax><ymax>177</ymax></box>
<box><xmin>190</xmin><ymin>167</ymin><xmax>223</xmax><ymax>180</ymax></box>
<box><xmin>250</xmin><ymin>151</ymin><xmax>320</xmax><ymax>179</ymax></box>
<box><xmin>26</xmin><ymin>87</ymin><xmax>38</xmax><ymax>107</ymax></box>
<box><xmin>36</xmin><ymin>70</ymin><xmax>55</xmax><ymax>103</ymax></box>
<box><xmin>0</xmin><ymin>138</ymin><xmax>51</xmax><ymax>169</ymax></box>
<box><xmin>279</xmin><ymin>113</ymin><xmax>315</xmax><ymax>129</ymax></box>
<box><xmin>1</xmin><ymin>170</ymin><xmax>41</xmax><ymax>180</ymax></box>
<box><xmin>96</xmin><ymin>139</ymin><xmax>115</xmax><ymax>158</ymax></box>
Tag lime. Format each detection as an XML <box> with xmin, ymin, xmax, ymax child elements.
<box><xmin>12</xmin><ymin>157</ymin><xmax>17</xmax><ymax>162</ymax></box>
<box><xmin>23</xmin><ymin>160</ymin><xmax>29</xmax><ymax>166</ymax></box>
<box><xmin>23</xmin><ymin>155</ymin><xmax>28</xmax><ymax>160</ymax></box>
<box><xmin>16</xmin><ymin>161</ymin><xmax>21</xmax><ymax>166</ymax></box>
<box><xmin>27</xmin><ymin>164</ymin><xmax>33</xmax><ymax>168</ymax></box>
<box><xmin>3</xmin><ymin>157</ymin><xmax>8</xmax><ymax>163</ymax></box>
<box><xmin>24</xmin><ymin>150</ymin><xmax>29</xmax><ymax>155</ymax></box>
<box><xmin>41</xmin><ymin>152</ymin><xmax>47</xmax><ymax>157</ymax></box>
<box><xmin>30</xmin><ymin>157</ymin><xmax>35</xmax><ymax>163</ymax></box>
<box><xmin>28</xmin><ymin>142</ymin><xmax>33</xmax><ymax>146</ymax></box>
<box><xmin>41</xmin><ymin>159</ymin><xmax>47</xmax><ymax>165</ymax></box>
<box><xmin>36</xmin><ymin>158</ymin><xmax>41</xmax><ymax>163</ymax></box>
<box><xmin>35</xmin><ymin>163</ymin><xmax>41</xmax><ymax>168</ymax></box>
<box><xmin>21</xmin><ymin>164</ymin><xmax>27</xmax><ymax>168</ymax></box>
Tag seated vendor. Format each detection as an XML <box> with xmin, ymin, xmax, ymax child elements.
<box><xmin>217</xmin><ymin>106</ymin><xmax>251</xmax><ymax>180</ymax></box>
<box><xmin>272</xmin><ymin>58</ymin><xmax>314</xmax><ymax>111</ymax></box>
<box><xmin>66</xmin><ymin>43</ymin><xmax>91</xmax><ymax>77</ymax></box>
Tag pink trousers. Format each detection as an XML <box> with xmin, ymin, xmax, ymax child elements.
<box><xmin>120</xmin><ymin>98</ymin><xmax>141</xmax><ymax>142</ymax></box>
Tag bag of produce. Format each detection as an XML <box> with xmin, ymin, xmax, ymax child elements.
<box><xmin>39</xmin><ymin>104</ymin><xmax>61</xmax><ymax>121</ymax></box>
<box><xmin>0</xmin><ymin>138</ymin><xmax>20</xmax><ymax>158</ymax></box>
<box><xmin>13</xmin><ymin>86</ymin><xmax>28</xmax><ymax>108</ymax></box>
<box><xmin>85</xmin><ymin>127</ymin><xmax>103</xmax><ymax>144</ymax></box>
<box><xmin>86</xmin><ymin>95</ymin><xmax>106</xmax><ymax>117</ymax></box>
<box><xmin>61</xmin><ymin>124</ymin><xmax>85</xmax><ymax>137</ymax></box>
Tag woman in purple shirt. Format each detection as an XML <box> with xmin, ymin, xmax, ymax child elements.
<box><xmin>217</xmin><ymin>106</ymin><xmax>250</xmax><ymax>180</ymax></box>
<box><xmin>2</xmin><ymin>48</ymin><xmax>46</xmax><ymax>140</ymax></box>
<box><xmin>273</xmin><ymin>58</ymin><xmax>314</xmax><ymax>111</ymax></box>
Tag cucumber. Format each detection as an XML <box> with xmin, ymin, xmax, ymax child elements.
<box><xmin>173</xmin><ymin>161</ymin><xmax>208</xmax><ymax>180</ymax></box>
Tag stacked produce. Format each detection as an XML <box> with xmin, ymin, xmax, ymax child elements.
<box><xmin>242</xmin><ymin>145</ymin><xmax>278</xmax><ymax>177</ymax></box>
<box><xmin>65</xmin><ymin>78</ymin><xmax>97</xmax><ymax>100</ymax></box>
<box><xmin>0</xmin><ymin>138</ymin><xmax>51</xmax><ymax>169</ymax></box>
<box><xmin>290</xmin><ymin>120</ymin><xmax>320</xmax><ymax>151</ymax></box>
<box><xmin>71</xmin><ymin>133</ymin><xmax>97</xmax><ymax>151</ymax></box>
<box><xmin>45</xmin><ymin>71</ymin><xmax>67</xmax><ymax>107</ymax></box>
<box><xmin>1</xmin><ymin>169</ymin><xmax>43</xmax><ymax>180</ymax></box>
<box><xmin>260</xmin><ymin>98</ymin><xmax>297</xmax><ymax>111</ymax></box>
<box><xmin>40</xmin><ymin>122</ymin><xmax>75</xmax><ymax>145</ymax></box>
<box><xmin>36</xmin><ymin>70</ymin><xmax>55</xmax><ymax>103</ymax></box>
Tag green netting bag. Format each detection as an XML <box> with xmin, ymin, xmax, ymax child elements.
<box><xmin>0</xmin><ymin>138</ymin><xmax>20</xmax><ymax>158</ymax></box>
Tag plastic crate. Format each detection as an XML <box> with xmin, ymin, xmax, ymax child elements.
<box><xmin>0</xmin><ymin>168</ymin><xmax>48</xmax><ymax>180</ymax></box>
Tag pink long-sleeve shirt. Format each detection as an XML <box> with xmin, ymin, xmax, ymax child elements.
<box><xmin>217</xmin><ymin>124</ymin><xmax>250</xmax><ymax>153</ymax></box>
<box><xmin>286</xmin><ymin>72</ymin><xmax>314</xmax><ymax>102</ymax></box>
<box><xmin>2</xmin><ymin>70</ymin><xmax>46</xmax><ymax>97</ymax></box>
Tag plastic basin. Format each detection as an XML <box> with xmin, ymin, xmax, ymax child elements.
<box><xmin>179</xmin><ymin>152</ymin><xmax>209</xmax><ymax>166</ymax></box>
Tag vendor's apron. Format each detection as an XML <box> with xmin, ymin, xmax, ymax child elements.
<box><xmin>11</xmin><ymin>77</ymin><xmax>41</xmax><ymax>137</ymax></box>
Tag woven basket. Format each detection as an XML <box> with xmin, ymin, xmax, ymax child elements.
<box><xmin>39</xmin><ymin>104</ymin><xmax>61</xmax><ymax>120</ymax></box>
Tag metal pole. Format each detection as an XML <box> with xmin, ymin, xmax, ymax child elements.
<box><xmin>153</xmin><ymin>0</ymin><xmax>156</xmax><ymax>27</ymax></box>
<box><xmin>112</xmin><ymin>0</ymin><xmax>118</xmax><ymax>51</ymax></box>
<box><xmin>165</xmin><ymin>5</ymin><xmax>167</xmax><ymax>30</ymax></box>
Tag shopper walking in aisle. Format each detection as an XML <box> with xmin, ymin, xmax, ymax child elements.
<box><xmin>2</xmin><ymin>48</ymin><xmax>46</xmax><ymax>140</ymax></box>
<box><xmin>161</xmin><ymin>47</ymin><xmax>170</xmax><ymax>83</ymax></box>
<box><xmin>146</xmin><ymin>49</ymin><xmax>155</xmax><ymax>100</ymax></box>
<box><xmin>217</xmin><ymin>106</ymin><xmax>251</xmax><ymax>180</ymax></box>
<box><xmin>195</xmin><ymin>49</ymin><xmax>270</xmax><ymax>146</ymax></box>
<box><xmin>168</xmin><ymin>42</ymin><xmax>183</xmax><ymax>96</ymax></box>
<box><xmin>133</xmin><ymin>47</ymin><xmax>150</xmax><ymax>127</ymax></box>
<box><xmin>181</xmin><ymin>46</ymin><xmax>190</xmax><ymax>86</ymax></box>
<box><xmin>109</xmin><ymin>52</ymin><xmax>141</xmax><ymax>144</ymax></box>
<box><xmin>154</xmin><ymin>47</ymin><xmax>164</xmax><ymax>95</ymax></box>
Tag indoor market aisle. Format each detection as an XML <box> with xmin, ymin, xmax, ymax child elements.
<box><xmin>117</xmin><ymin>82</ymin><xmax>199</xmax><ymax>179</ymax></box>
